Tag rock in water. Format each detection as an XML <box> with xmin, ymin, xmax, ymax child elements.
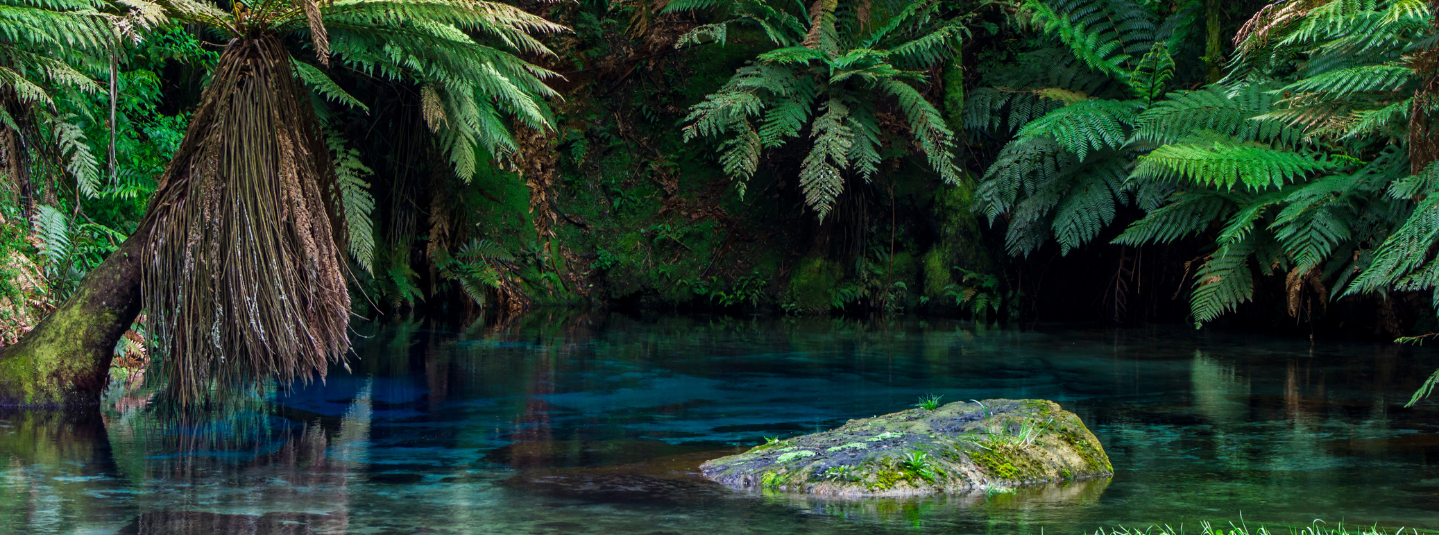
<box><xmin>699</xmin><ymin>399</ymin><xmax>1112</xmax><ymax>497</ymax></box>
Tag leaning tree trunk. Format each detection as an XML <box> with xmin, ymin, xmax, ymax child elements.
<box><xmin>0</xmin><ymin>220</ymin><xmax>150</xmax><ymax>406</ymax></box>
<box><xmin>0</xmin><ymin>36</ymin><xmax>352</xmax><ymax>407</ymax></box>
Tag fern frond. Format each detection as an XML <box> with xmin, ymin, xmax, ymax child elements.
<box><xmin>1271</xmin><ymin>173</ymin><xmax>1362</xmax><ymax>270</ymax></box>
<box><xmin>1051</xmin><ymin>156</ymin><xmax>1128</xmax><ymax>254</ymax></box>
<box><xmin>1023</xmin><ymin>0</ymin><xmax>1158</xmax><ymax>81</ymax></box>
<box><xmin>1388</xmin><ymin>160</ymin><xmax>1439</xmax><ymax>200</ymax></box>
<box><xmin>975</xmin><ymin>137</ymin><xmax>1075</xmax><ymax>221</ymax></box>
<box><xmin>1347</xmin><ymin>194</ymin><xmax>1439</xmax><ymax>295</ymax></box>
<box><xmin>1017</xmin><ymin>99</ymin><xmax>1139</xmax><ymax>160</ymax></box>
<box><xmin>1114</xmin><ymin>190</ymin><xmax>1232</xmax><ymax>245</ymax></box>
<box><xmin>457</xmin><ymin>238</ymin><xmax>514</xmax><ymax>262</ymax></box>
<box><xmin>881</xmin><ymin>79</ymin><xmax>961</xmax><ymax>184</ymax></box>
<box><xmin>1191</xmin><ymin>237</ymin><xmax>1257</xmax><ymax>323</ymax></box>
<box><xmin>1128</xmin><ymin>43</ymin><xmax>1175</xmax><ymax>103</ymax></box>
<box><xmin>1133</xmin><ymin>142</ymin><xmax>1335</xmax><ymax>190</ymax></box>
<box><xmin>1282</xmin><ymin>63</ymin><xmax>1415</xmax><ymax>97</ymax></box>
<box><xmin>328</xmin><ymin>135</ymin><xmax>376</xmax><ymax>272</ymax></box>
<box><xmin>50</xmin><ymin>117</ymin><xmax>99</xmax><ymax>197</ymax></box>
<box><xmin>1132</xmin><ymin>85</ymin><xmax>1303</xmax><ymax>147</ymax></box>
<box><xmin>1344</xmin><ymin>97</ymin><xmax>1411</xmax><ymax>139</ymax></box>
<box><xmin>31</xmin><ymin>204</ymin><xmax>70</xmax><ymax>275</ymax></box>
<box><xmin>293</xmin><ymin>59</ymin><xmax>369</xmax><ymax>112</ymax></box>
<box><xmin>847</xmin><ymin>104</ymin><xmax>882</xmax><ymax>181</ymax></box>
<box><xmin>800</xmin><ymin>97</ymin><xmax>853</xmax><ymax>219</ymax></box>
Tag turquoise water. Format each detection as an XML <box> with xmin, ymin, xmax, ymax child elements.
<box><xmin>4</xmin><ymin>314</ymin><xmax>1439</xmax><ymax>534</ymax></box>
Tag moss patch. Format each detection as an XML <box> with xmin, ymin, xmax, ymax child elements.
<box><xmin>785</xmin><ymin>256</ymin><xmax>842</xmax><ymax>313</ymax></box>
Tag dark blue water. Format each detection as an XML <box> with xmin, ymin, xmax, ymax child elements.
<box><xmin>4</xmin><ymin>314</ymin><xmax>1439</xmax><ymax>534</ymax></box>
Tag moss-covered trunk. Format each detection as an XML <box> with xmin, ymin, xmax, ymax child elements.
<box><xmin>0</xmin><ymin>220</ymin><xmax>149</xmax><ymax>406</ymax></box>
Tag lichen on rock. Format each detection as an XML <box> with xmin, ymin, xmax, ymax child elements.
<box><xmin>700</xmin><ymin>398</ymin><xmax>1112</xmax><ymax>497</ymax></box>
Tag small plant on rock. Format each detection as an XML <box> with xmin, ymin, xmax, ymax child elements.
<box><xmin>984</xmin><ymin>417</ymin><xmax>1053</xmax><ymax>448</ymax></box>
<box><xmin>915</xmin><ymin>394</ymin><xmax>944</xmax><ymax>411</ymax></box>
<box><xmin>902</xmin><ymin>451</ymin><xmax>940</xmax><ymax>482</ymax></box>
<box><xmin>823</xmin><ymin>465</ymin><xmax>855</xmax><ymax>481</ymax></box>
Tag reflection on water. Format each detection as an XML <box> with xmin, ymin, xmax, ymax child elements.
<box><xmin>4</xmin><ymin>314</ymin><xmax>1439</xmax><ymax>534</ymax></box>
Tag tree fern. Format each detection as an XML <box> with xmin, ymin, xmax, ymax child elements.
<box><xmin>677</xmin><ymin>0</ymin><xmax>968</xmax><ymax>217</ymax></box>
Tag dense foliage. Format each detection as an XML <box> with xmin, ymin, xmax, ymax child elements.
<box><xmin>4</xmin><ymin>0</ymin><xmax>1439</xmax><ymax>405</ymax></box>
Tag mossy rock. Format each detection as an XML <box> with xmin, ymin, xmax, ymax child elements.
<box><xmin>700</xmin><ymin>399</ymin><xmax>1111</xmax><ymax>497</ymax></box>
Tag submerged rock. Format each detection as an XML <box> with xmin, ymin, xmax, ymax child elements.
<box><xmin>700</xmin><ymin>399</ymin><xmax>1112</xmax><ymax>497</ymax></box>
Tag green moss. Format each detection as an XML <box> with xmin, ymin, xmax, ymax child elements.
<box><xmin>777</xmin><ymin>450</ymin><xmax>816</xmax><ymax>463</ymax></box>
<box><xmin>932</xmin><ymin>178</ymin><xmax>995</xmax><ymax>274</ymax></box>
<box><xmin>970</xmin><ymin>444</ymin><xmax>1048</xmax><ymax>482</ymax></box>
<box><xmin>972</xmin><ymin>448</ymin><xmax>1020</xmax><ymax>479</ymax></box>
<box><xmin>1059</xmin><ymin>426</ymin><xmax>1113</xmax><ymax>473</ymax></box>
<box><xmin>922</xmin><ymin>247</ymin><xmax>955</xmax><ymax>298</ymax></box>
<box><xmin>785</xmin><ymin>256</ymin><xmax>842</xmax><ymax>313</ymax></box>
<box><xmin>942</xmin><ymin>57</ymin><xmax>964</xmax><ymax>133</ymax></box>
<box><xmin>0</xmin><ymin>278</ymin><xmax>122</xmax><ymax>405</ymax></box>
<box><xmin>889</xmin><ymin>251</ymin><xmax>919</xmax><ymax>294</ymax></box>
<box><xmin>761</xmin><ymin>470</ymin><xmax>781</xmax><ymax>488</ymax></box>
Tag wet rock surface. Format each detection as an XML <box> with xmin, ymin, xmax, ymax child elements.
<box><xmin>700</xmin><ymin>399</ymin><xmax>1112</xmax><ymax>497</ymax></box>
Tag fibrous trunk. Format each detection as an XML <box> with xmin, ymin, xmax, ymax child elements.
<box><xmin>143</xmin><ymin>36</ymin><xmax>350</xmax><ymax>406</ymax></box>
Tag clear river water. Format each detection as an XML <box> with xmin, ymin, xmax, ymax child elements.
<box><xmin>4</xmin><ymin>314</ymin><xmax>1439</xmax><ymax>534</ymax></box>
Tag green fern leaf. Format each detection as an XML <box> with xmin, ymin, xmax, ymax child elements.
<box><xmin>1133</xmin><ymin>142</ymin><xmax>1336</xmax><ymax>190</ymax></box>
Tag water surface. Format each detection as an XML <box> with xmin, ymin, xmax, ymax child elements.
<box><xmin>4</xmin><ymin>314</ymin><xmax>1439</xmax><ymax>534</ymax></box>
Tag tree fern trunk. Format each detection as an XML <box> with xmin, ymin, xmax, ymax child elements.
<box><xmin>0</xmin><ymin>219</ymin><xmax>149</xmax><ymax>406</ymax></box>
<box><xmin>1205</xmin><ymin>0</ymin><xmax>1223</xmax><ymax>83</ymax></box>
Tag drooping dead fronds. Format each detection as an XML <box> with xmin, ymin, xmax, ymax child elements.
<box><xmin>143</xmin><ymin>36</ymin><xmax>350</xmax><ymax>406</ymax></box>
<box><xmin>1233</xmin><ymin>0</ymin><xmax>1331</xmax><ymax>52</ymax></box>
<box><xmin>1409</xmin><ymin>0</ymin><xmax>1439</xmax><ymax>172</ymax></box>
